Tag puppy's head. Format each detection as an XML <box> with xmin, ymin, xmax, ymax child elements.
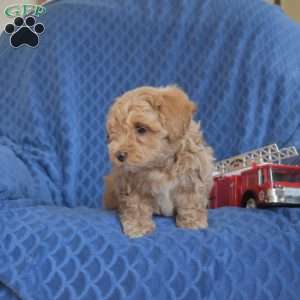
<box><xmin>106</xmin><ymin>86</ymin><xmax>196</xmax><ymax>169</ymax></box>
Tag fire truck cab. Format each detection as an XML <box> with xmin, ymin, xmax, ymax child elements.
<box><xmin>210</xmin><ymin>144</ymin><xmax>300</xmax><ymax>208</ymax></box>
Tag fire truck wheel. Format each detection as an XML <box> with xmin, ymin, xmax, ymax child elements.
<box><xmin>245</xmin><ymin>198</ymin><xmax>257</xmax><ymax>209</ymax></box>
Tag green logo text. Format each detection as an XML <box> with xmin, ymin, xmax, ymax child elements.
<box><xmin>4</xmin><ymin>4</ymin><xmax>46</xmax><ymax>18</ymax></box>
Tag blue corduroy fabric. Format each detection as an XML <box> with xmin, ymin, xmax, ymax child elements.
<box><xmin>0</xmin><ymin>0</ymin><xmax>300</xmax><ymax>299</ymax></box>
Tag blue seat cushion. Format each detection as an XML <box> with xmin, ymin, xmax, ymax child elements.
<box><xmin>0</xmin><ymin>205</ymin><xmax>299</xmax><ymax>299</ymax></box>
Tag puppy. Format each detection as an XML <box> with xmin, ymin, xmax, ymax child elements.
<box><xmin>104</xmin><ymin>86</ymin><xmax>214</xmax><ymax>238</ymax></box>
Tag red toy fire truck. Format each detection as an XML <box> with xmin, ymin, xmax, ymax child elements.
<box><xmin>210</xmin><ymin>144</ymin><xmax>300</xmax><ymax>208</ymax></box>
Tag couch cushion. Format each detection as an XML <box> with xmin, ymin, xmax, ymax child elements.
<box><xmin>0</xmin><ymin>206</ymin><xmax>299</xmax><ymax>299</ymax></box>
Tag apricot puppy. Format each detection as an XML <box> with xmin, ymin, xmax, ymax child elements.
<box><xmin>104</xmin><ymin>86</ymin><xmax>214</xmax><ymax>238</ymax></box>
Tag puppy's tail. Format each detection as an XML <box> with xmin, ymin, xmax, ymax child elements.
<box><xmin>103</xmin><ymin>175</ymin><xmax>119</xmax><ymax>209</ymax></box>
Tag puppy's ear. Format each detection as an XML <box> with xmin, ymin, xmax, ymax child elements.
<box><xmin>149</xmin><ymin>86</ymin><xmax>196</xmax><ymax>142</ymax></box>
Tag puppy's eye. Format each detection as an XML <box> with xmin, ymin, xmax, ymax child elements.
<box><xmin>135</xmin><ymin>125</ymin><xmax>148</xmax><ymax>135</ymax></box>
<box><xmin>106</xmin><ymin>133</ymin><xmax>111</xmax><ymax>142</ymax></box>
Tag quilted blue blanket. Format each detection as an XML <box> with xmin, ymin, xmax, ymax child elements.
<box><xmin>0</xmin><ymin>0</ymin><xmax>300</xmax><ymax>299</ymax></box>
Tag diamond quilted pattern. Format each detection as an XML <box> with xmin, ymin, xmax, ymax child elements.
<box><xmin>0</xmin><ymin>0</ymin><xmax>300</xmax><ymax>299</ymax></box>
<box><xmin>0</xmin><ymin>0</ymin><xmax>300</xmax><ymax>207</ymax></box>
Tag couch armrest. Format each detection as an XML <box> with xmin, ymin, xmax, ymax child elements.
<box><xmin>0</xmin><ymin>135</ymin><xmax>63</xmax><ymax>206</ymax></box>
<box><xmin>0</xmin><ymin>145</ymin><xmax>36</xmax><ymax>200</ymax></box>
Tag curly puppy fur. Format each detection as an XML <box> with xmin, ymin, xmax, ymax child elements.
<box><xmin>104</xmin><ymin>86</ymin><xmax>214</xmax><ymax>238</ymax></box>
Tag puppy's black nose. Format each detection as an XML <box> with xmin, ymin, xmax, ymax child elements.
<box><xmin>116</xmin><ymin>151</ymin><xmax>127</xmax><ymax>162</ymax></box>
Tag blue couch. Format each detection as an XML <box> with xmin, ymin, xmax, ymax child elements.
<box><xmin>0</xmin><ymin>0</ymin><xmax>300</xmax><ymax>299</ymax></box>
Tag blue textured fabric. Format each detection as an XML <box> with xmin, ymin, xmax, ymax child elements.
<box><xmin>0</xmin><ymin>0</ymin><xmax>300</xmax><ymax>299</ymax></box>
<box><xmin>0</xmin><ymin>206</ymin><xmax>300</xmax><ymax>300</ymax></box>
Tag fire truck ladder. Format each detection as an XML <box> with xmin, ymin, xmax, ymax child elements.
<box><xmin>215</xmin><ymin>144</ymin><xmax>299</xmax><ymax>175</ymax></box>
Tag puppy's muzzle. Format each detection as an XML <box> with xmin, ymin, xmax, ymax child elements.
<box><xmin>116</xmin><ymin>151</ymin><xmax>128</xmax><ymax>162</ymax></box>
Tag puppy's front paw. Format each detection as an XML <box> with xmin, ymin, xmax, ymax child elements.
<box><xmin>176</xmin><ymin>210</ymin><xmax>208</xmax><ymax>230</ymax></box>
<box><xmin>123</xmin><ymin>221</ymin><xmax>155</xmax><ymax>238</ymax></box>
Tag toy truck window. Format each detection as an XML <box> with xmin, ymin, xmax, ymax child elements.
<box><xmin>271</xmin><ymin>169</ymin><xmax>300</xmax><ymax>183</ymax></box>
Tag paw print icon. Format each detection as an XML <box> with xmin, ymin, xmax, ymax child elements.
<box><xmin>5</xmin><ymin>16</ymin><xmax>45</xmax><ymax>48</ymax></box>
